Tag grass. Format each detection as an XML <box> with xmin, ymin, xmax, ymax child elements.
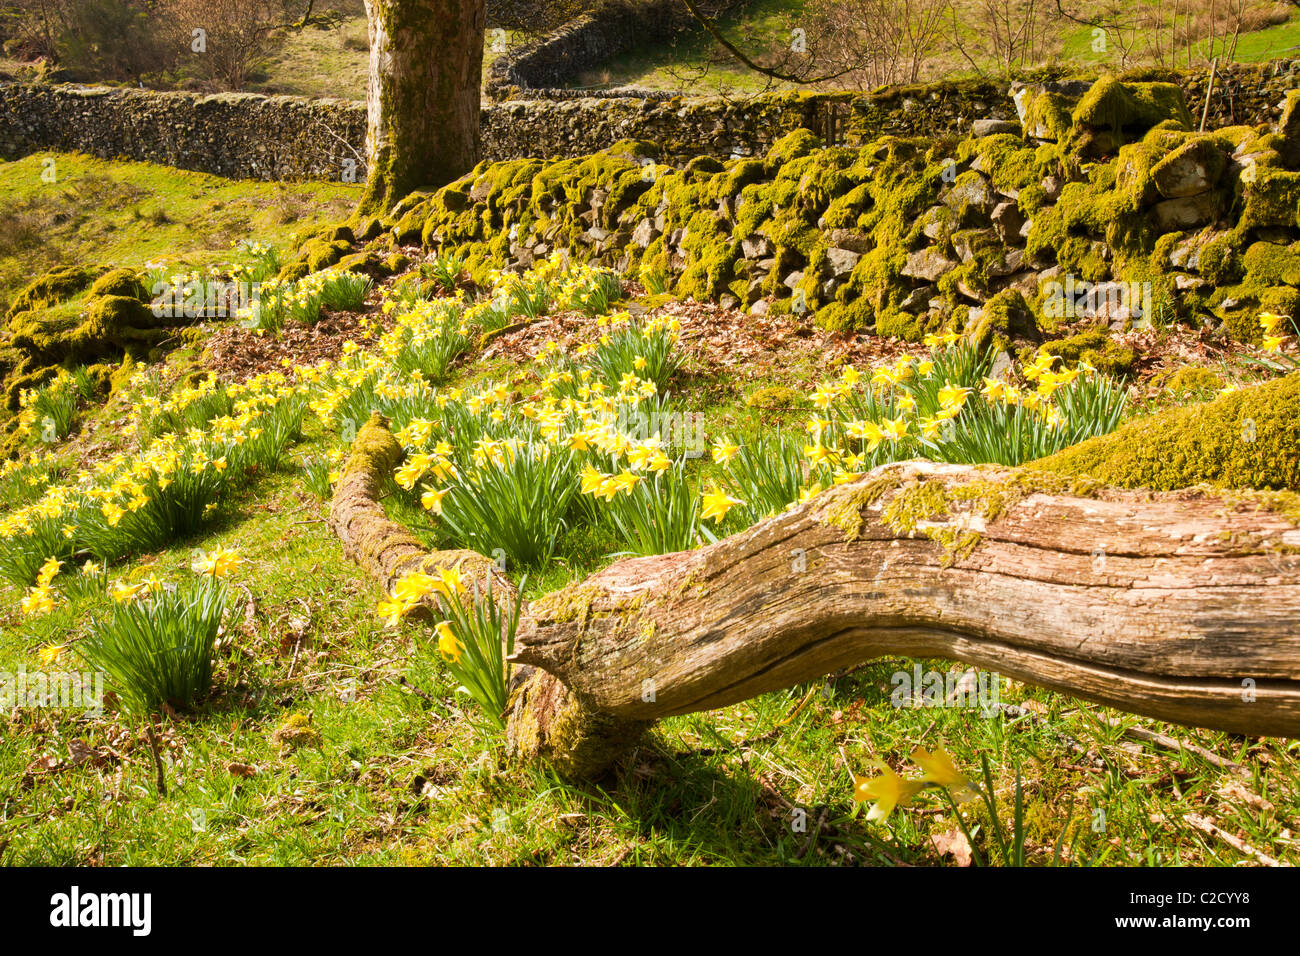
<box><xmin>0</xmin><ymin>153</ymin><xmax>359</xmax><ymax>314</ymax></box>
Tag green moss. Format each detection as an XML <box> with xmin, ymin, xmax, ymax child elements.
<box><xmin>1018</xmin><ymin>89</ymin><xmax>1074</xmax><ymax>142</ymax></box>
<box><xmin>820</xmin><ymin>472</ymin><xmax>906</xmax><ymax>542</ymax></box>
<box><xmin>965</xmin><ymin>289</ymin><xmax>1035</xmax><ymax>353</ymax></box>
<box><xmin>1198</xmin><ymin>233</ymin><xmax>1241</xmax><ymax>285</ymax></box>
<box><xmin>815</xmin><ymin>299</ymin><xmax>873</xmax><ymax>333</ymax></box>
<box><xmin>6</xmin><ymin>266</ymin><xmax>101</xmax><ymax>320</ymax></box>
<box><xmin>746</xmin><ymin>386</ymin><xmax>803</xmax><ymax>410</ymax></box>
<box><xmin>87</xmin><ymin>268</ymin><xmax>148</xmax><ymax>302</ymax></box>
<box><xmin>1241</xmin><ymin>242</ymin><xmax>1300</xmax><ymax>286</ymax></box>
<box><xmin>1039</xmin><ymin>328</ymin><xmax>1137</xmax><ymax>377</ymax></box>
<box><xmin>1071</xmin><ymin>77</ymin><xmax>1192</xmax><ymax>137</ymax></box>
<box><xmin>765</xmin><ymin>129</ymin><xmax>822</xmax><ymax>173</ymax></box>
<box><xmin>1157</xmin><ymin>366</ymin><xmax>1222</xmax><ymax>397</ymax></box>
<box><xmin>1032</xmin><ymin>373</ymin><xmax>1300</xmax><ymax>490</ymax></box>
<box><xmin>1237</xmin><ymin>168</ymin><xmax>1300</xmax><ymax>233</ymax></box>
<box><xmin>530</xmin><ymin>582</ymin><xmax>603</xmax><ymax>630</ymax></box>
<box><xmin>74</xmin><ymin>295</ymin><xmax>164</xmax><ymax>354</ymax></box>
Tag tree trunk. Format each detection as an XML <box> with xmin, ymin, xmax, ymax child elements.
<box><xmin>359</xmin><ymin>0</ymin><xmax>485</xmax><ymax>215</ymax></box>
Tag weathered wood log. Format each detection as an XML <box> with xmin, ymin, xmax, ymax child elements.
<box><xmin>331</xmin><ymin>415</ymin><xmax>1300</xmax><ymax>779</ymax></box>
<box><xmin>328</xmin><ymin>413</ymin><xmax>643</xmax><ymax>775</ymax></box>
<box><xmin>511</xmin><ymin>461</ymin><xmax>1300</xmax><ymax>746</ymax></box>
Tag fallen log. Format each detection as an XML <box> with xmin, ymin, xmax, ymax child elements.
<box><xmin>331</xmin><ymin>416</ymin><xmax>1300</xmax><ymax>780</ymax></box>
<box><xmin>510</xmin><ymin>461</ymin><xmax>1300</xmax><ymax>755</ymax></box>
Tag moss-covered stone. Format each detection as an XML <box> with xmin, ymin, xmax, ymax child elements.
<box><xmin>1071</xmin><ymin>77</ymin><xmax>1193</xmax><ymax>140</ymax></box>
<box><xmin>5</xmin><ymin>266</ymin><xmax>101</xmax><ymax>320</ymax></box>
<box><xmin>1038</xmin><ymin>328</ymin><xmax>1138</xmax><ymax>377</ymax></box>
<box><xmin>1156</xmin><ymin>365</ymin><xmax>1222</xmax><ymax>396</ymax></box>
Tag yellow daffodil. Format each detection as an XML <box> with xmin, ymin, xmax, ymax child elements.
<box><xmin>36</xmin><ymin>556</ymin><xmax>63</xmax><ymax>587</ymax></box>
<box><xmin>435</xmin><ymin>620</ymin><xmax>463</xmax><ymax>663</ymax></box>
<box><xmin>37</xmin><ymin>643</ymin><xmax>66</xmax><ymax>666</ymax></box>
<box><xmin>711</xmin><ymin>437</ymin><xmax>740</xmax><ymax>464</ymax></box>
<box><xmin>1259</xmin><ymin>311</ymin><xmax>1287</xmax><ymax>334</ymax></box>
<box><xmin>21</xmin><ymin>585</ymin><xmax>56</xmax><ymax>617</ymax></box>
<box><xmin>852</xmin><ymin>760</ymin><xmax>925</xmax><ymax>822</ymax></box>
<box><xmin>421</xmin><ymin>486</ymin><xmax>448</xmax><ymax>513</ymax></box>
<box><xmin>911</xmin><ymin>744</ymin><xmax>978</xmax><ymax>802</ymax></box>
<box><xmin>196</xmin><ymin>548</ymin><xmax>242</xmax><ymax>578</ymax></box>
<box><xmin>701</xmin><ymin>487</ymin><xmax>744</xmax><ymax>523</ymax></box>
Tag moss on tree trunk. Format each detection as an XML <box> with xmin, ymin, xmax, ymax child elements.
<box><xmin>359</xmin><ymin>0</ymin><xmax>485</xmax><ymax>216</ymax></box>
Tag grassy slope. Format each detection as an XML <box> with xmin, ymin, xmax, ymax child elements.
<box><xmin>0</xmin><ymin>154</ymin><xmax>359</xmax><ymax>314</ymax></box>
<box><xmin>1</xmin><ymin>161</ymin><xmax>1297</xmax><ymax>865</ymax></box>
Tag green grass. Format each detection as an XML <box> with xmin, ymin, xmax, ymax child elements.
<box><xmin>245</xmin><ymin>13</ymin><xmax>371</xmax><ymax>100</ymax></box>
<box><xmin>0</xmin><ymin>153</ymin><xmax>359</xmax><ymax>314</ymax></box>
<box><xmin>574</xmin><ymin>0</ymin><xmax>807</xmax><ymax>93</ymax></box>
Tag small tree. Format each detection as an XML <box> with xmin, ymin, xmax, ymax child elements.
<box><xmin>162</xmin><ymin>0</ymin><xmax>283</xmax><ymax>90</ymax></box>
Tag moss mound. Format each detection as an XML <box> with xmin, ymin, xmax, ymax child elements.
<box><xmin>6</xmin><ymin>266</ymin><xmax>102</xmax><ymax>320</ymax></box>
<box><xmin>1032</xmin><ymin>373</ymin><xmax>1300</xmax><ymax>491</ymax></box>
<box><xmin>87</xmin><ymin>268</ymin><xmax>149</xmax><ymax>302</ymax></box>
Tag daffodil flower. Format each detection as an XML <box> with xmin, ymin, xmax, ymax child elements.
<box><xmin>911</xmin><ymin>744</ymin><xmax>978</xmax><ymax>802</ymax></box>
<box><xmin>701</xmin><ymin>487</ymin><xmax>744</xmax><ymax>523</ymax></box>
<box><xmin>853</xmin><ymin>760</ymin><xmax>925</xmax><ymax>822</ymax></box>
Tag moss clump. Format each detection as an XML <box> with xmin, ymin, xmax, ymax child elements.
<box><xmin>1038</xmin><ymin>328</ymin><xmax>1137</xmax><ymax>377</ymax></box>
<box><xmin>1032</xmin><ymin>373</ymin><xmax>1300</xmax><ymax>490</ymax></box>
<box><xmin>1237</xmin><ymin>168</ymin><xmax>1300</xmax><ymax>233</ymax></box>
<box><xmin>75</xmin><ymin>295</ymin><xmax>164</xmax><ymax>353</ymax></box>
<box><xmin>1071</xmin><ymin>77</ymin><xmax>1192</xmax><ymax>138</ymax></box>
<box><xmin>746</xmin><ymin>386</ymin><xmax>803</xmax><ymax>410</ymax></box>
<box><xmin>87</xmin><ymin>268</ymin><xmax>148</xmax><ymax>302</ymax></box>
<box><xmin>271</xmin><ymin>713</ymin><xmax>322</xmax><ymax>752</ymax></box>
<box><xmin>965</xmin><ymin>289</ymin><xmax>1037</xmax><ymax>353</ymax></box>
<box><xmin>815</xmin><ymin>299</ymin><xmax>874</xmax><ymax>333</ymax></box>
<box><xmin>5</xmin><ymin>266</ymin><xmax>101</xmax><ymax>320</ymax></box>
<box><xmin>1019</xmin><ymin>89</ymin><xmax>1074</xmax><ymax>142</ymax></box>
<box><xmin>1156</xmin><ymin>366</ymin><xmax>1222</xmax><ymax>397</ymax></box>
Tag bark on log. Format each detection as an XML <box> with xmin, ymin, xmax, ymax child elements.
<box><xmin>512</xmin><ymin>461</ymin><xmax>1300</xmax><ymax>743</ymax></box>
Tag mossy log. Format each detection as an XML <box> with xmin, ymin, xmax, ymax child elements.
<box><xmin>327</xmin><ymin>412</ymin><xmax>505</xmax><ymax>595</ymax></box>
<box><xmin>332</xmin><ymin>416</ymin><xmax>1300</xmax><ymax>780</ymax></box>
